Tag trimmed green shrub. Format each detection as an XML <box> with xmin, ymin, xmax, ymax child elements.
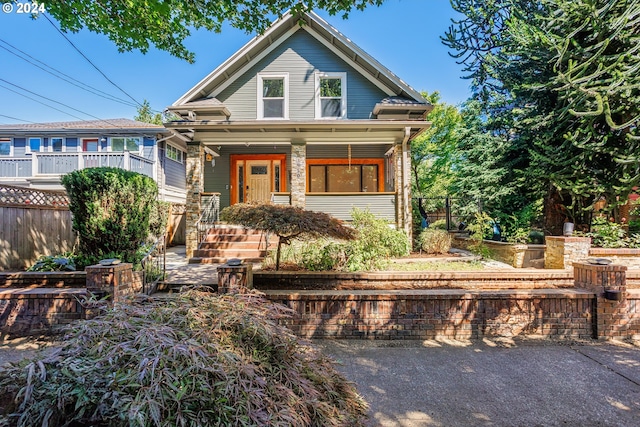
<box><xmin>417</xmin><ymin>229</ymin><xmax>452</xmax><ymax>254</ymax></box>
<box><xmin>61</xmin><ymin>167</ymin><xmax>162</xmax><ymax>266</ymax></box>
<box><xmin>0</xmin><ymin>290</ymin><xmax>368</xmax><ymax>426</ymax></box>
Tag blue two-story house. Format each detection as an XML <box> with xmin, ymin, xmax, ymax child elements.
<box><xmin>0</xmin><ymin>118</ymin><xmax>187</xmax><ymax>203</ymax></box>
<box><xmin>165</xmin><ymin>11</ymin><xmax>432</xmax><ymax>258</ymax></box>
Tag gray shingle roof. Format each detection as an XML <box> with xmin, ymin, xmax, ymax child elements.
<box><xmin>0</xmin><ymin>118</ymin><xmax>165</xmax><ymax>131</ymax></box>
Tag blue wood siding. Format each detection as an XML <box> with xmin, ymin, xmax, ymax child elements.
<box><xmin>13</xmin><ymin>138</ymin><xmax>26</xmax><ymax>157</ymax></box>
<box><xmin>143</xmin><ymin>137</ymin><xmax>155</xmax><ymax>160</ymax></box>
<box><xmin>66</xmin><ymin>138</ymin><xmax>78</xmax><ymax>152</ymax></box>
<box><xmin>163</xmin><ymin>154</ymin><xmax>186</xmax><ymax>190</ymax></box>
<box><xmin>216</xmin><ymin>30</ymin><xmax>387</xmax><ymax>120</ymax></box>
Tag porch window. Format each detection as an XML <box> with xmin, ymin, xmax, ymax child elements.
<box><xmin>315</xmin><ymin>72</ymin><xmax>346</xmax><ymax>119</ymax></box>
<box><xmin>165</xmin><ymin>143</ymin><xmax>184</xmax><ymax>163</ymax></box>
<box><xmin>308</xmin><ymin>161</ymin><xmax>381</xmax><ymax>192</ymax></box>
<box><xmin>28</xmin><ymin>137</ymin><xmax>41</xmax><ymax>153</ymax></box>
<box><xmin>111</xmin><ymin>137</ymin><xmax>141</xmax><ymax>153</ymax></box>
<box><xmin>0</xmin><ymin>138</ymin><xmax>11</xmax><ymax>156</ymax></box>
<box><xmin>51</xmin><ymin>137</ymin><xmax>64</xmax><ymax>152</ymax></box>
<box><xmin>257</xmin><ymin>73</ymin><xmax>288</xmax><ymax>119</ymax></box>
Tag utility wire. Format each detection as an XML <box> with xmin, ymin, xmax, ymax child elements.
<box><xmin>43</xmin><ymin>13</ymin><xmax>146</xmax><ymax>110</ymax></box>
<box><xmin>0</xmin><ymin>82</ymin><xmax>86</xmax><ymax>121</ymax></box>
<box><xmin>0</xmin><ymin>38</ymin><xmax>137</xmax><ymax>107</ymax></box>
<box><xmin>0</xmin><ymin>114</ymin><xmax>38</xmax><ymax>124</ymax></box>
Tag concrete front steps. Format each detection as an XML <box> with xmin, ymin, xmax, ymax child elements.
<box><xmin>189</xmin><ymin>225</ymin><xmax>276</xmax><ymax>264</ymax></box>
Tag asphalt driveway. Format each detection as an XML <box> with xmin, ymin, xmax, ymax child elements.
<box><xmin>317</xmin><ymin>339</ymin><xmax>640</xmax><ymax>427</ymax></box>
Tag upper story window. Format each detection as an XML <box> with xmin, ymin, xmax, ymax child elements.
<box><xmin>0</xmin><ymin>138</ymin><xmax>11</xmax><ymax>156</ymax></box>
<box><xmin>315</xmin><ymin>72</ymin><xmax>347</xmax><ymax>119</ymax></box>
<box><xmin>257</xmin><ymin>73</ymin><xmax>289</xmax><ymax>119</ymax></box>
<box><xmin>51</xmin><ymin>137</ymin><xmax>65</xmax><ymax>152</ymax></box>
<box><xmin>111</xmin><ymin>137</ymin><xmax>141</xmax><ymax>153</ymax></box>
<box><xmin>166</xmin><ymin>143</ymin><xmax>184</xmax><ymax>163</ymax></box>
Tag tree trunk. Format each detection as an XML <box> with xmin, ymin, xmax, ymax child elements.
<box><xmin>275</xmin><ymin>237</ymin><xmax>283</xmax><ymax>271</ymax></box>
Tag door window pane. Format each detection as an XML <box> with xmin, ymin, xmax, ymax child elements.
<box><xmin>251</xmin><ymin>165</ymin><xmax>268</xmax><ymax>175</ymax></box>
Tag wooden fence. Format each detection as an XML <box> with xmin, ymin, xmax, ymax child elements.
<box><xmin>0</xmin><ymin>185</ymin><xmax>76</xmax><ymax>271</ymax></box>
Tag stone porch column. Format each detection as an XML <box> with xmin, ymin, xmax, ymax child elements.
<box><xmin>290</xmin><ymin>141</ymin><xmax>306</xmax><ymax>208</ymax></box>
<box><xmin>394</xmin><ymin>143</ymin><xmax>412</xmax><ymax>237</ymax></box>
<box><xmin>186</xmin><ymin>142</ymin><xmax>204</xmax><ymax>259</ymax></box>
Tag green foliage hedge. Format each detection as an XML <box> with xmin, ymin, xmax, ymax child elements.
<box><xmin>61</xmin><ymin>167</ymin><xmax>164</xmax><ymax>267</ymax></box>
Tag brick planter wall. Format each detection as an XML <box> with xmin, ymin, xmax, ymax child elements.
<box><xmin>0</xmin><ymin>272</ymin><xmax>86</xmax><ymax>289</ymax></box>
<box><xmin>453</xmin><ymin>237</ymin><xmax>545</xmax><ymax>268</ymax></box>
<box><xmin>0</xmin><ymin>288</ymin><xmax>86</xmax><ymax>336</ymax></box>
<box><xmin>264</xmin><ymin>289</ymin><xmax>594</xmax><ymax>340</ymax></box>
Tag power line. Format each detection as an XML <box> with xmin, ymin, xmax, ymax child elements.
<box><xmin>0</xmin><ymin>38</ymin><xmax>138</xmax><ymax>108</ymax></box>
<box><xmin>43</xmin><ymin>13</ymin><xmax>146</xmax><ymax>110</ymax></box>
<box><xmin>0</xmin><ymin>82</ymin><xmax>86</xmax><ymax>121</ymax></box>
<box><xmin>0</xmin><ymin>114</ymin><xmax>38</xmax><ymax>124</ymax></box>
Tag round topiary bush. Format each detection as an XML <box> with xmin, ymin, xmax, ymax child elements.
<box><xmin>0</xmin><ymin>290</ymin><xmax>368</xmax><ymax>426</ymax></box>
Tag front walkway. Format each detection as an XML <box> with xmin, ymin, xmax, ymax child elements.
<box><xmin>162</xmin><ymin>245</ymin><xmax>219</xmax><ymax>288</ymax></box>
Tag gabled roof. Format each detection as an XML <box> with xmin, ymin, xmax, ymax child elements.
<box><xmin>0</xmin><ymin>118</ymin><xmax>167</xmax><ymax>134</ymax></box>
<box><xmin>173</xmin><ymin>11</ymin><xmax>428</xmax><ymax>107</ymax></box>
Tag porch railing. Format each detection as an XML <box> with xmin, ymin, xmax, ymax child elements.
<box><xmin>271</xmin><ymin>192</ymin><xmax>396</xmax><ymax>222</ymax></box>
<box><xmin>0</xmin><ymin>152</ymin><xmax>155</xmax><ymax>179</ymax></box>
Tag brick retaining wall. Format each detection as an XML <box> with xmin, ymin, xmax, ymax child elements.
<box><xmin>254</xmin><ymin>270</ymin><xmax>575</xmax><ymax>290</ymax></box>
<box><xmin>0</xmin><ymin>288</ymin><xmax>86</xmax><ymax>336</ymax></box>
<box><xmin>264</xmin><ymin>289</ymin><xmax>594</xmax><ymax>340</ymax></box>
<box><xmin>0</xmin><ymin>272</ymin><xmax>86</xmax><ymax>289</ymax></box>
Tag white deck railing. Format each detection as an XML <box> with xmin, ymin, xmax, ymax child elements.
<box><xmin>0</xmin><ymin>152</ymin><xmax>155</xmax><ymax>179</ymax></box>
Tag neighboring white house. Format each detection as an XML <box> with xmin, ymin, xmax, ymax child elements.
<box><xmin>0</xmin><ymin>118</ymin><xmax>187</xmax><ymax>203</ymax></box>
<box><xmin>164</xmin><ymin>11</ymin><xmax>432</xmax><ymax>257</ymax></box>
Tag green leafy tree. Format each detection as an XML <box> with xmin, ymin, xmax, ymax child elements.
<box><xmin>444</xmin><ymin>0</ymin><xmax>640</xmax><ymax>233</ymax></box>
<box><xmin>411</xmin><ymin>91</ymin><xmax>462</xmax><ymax>200</ymax></box>
<box><xmin>134</xmin><ymin>99</ymin><xmax>163</xmax><ymax>125</ymax></box>
<box><xmin>219</xmin><ymin>203</ymin><xmax>355</xmax><ymax>270</ymax></box>
<box><xmin>41</xmin><ymin>0</ymin><xmax>385</xmax><ymax>63</ymax></box>
<box><xmin>61</xmin><ymin>167</ymin><xmax>162</xmax><ymax>265</ymax></box>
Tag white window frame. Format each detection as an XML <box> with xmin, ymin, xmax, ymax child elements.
<box><xmin>49</xmin><ymin>137</ymin><xmax>66</xmax><ymax>152</ymax></box>
<box><xmin>0</xmin><ymin>138</ymin><xmax>12</xmax><ymax>156</ymax></box>
<box><xmin>314</xmin><ymin>72</ymin><xmax>347</xmax><ymax>119</ymax></box>
<box><xmin>109</xmin><ymin>136</ymin><xmax>142</xmax><ymax>154</ymax></box>
<box><xmin>25</xmin><ymin>137</ymin><xmax>41</xmax><ymax>154</ymax></box>
<box><xmin>257</xmin><ymin>73</ymin><xmax>289</xmax><ymax>120</ymax></box>
<box><xmin>165</xmin><ymin>143</ymin><xmax>184</xmax><ymax>164</ymax></box>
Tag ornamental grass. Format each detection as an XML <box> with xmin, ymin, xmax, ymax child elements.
<box><xmin>0</xmin><ymin>290</ymin><xmax>368</xmax><ymax>427</ymax></box>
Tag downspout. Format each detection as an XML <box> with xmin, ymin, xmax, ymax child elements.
<box><xmin>402</xmin><ymin>127</ymin><xmax>411</xmax><ymax>238</ymax></box>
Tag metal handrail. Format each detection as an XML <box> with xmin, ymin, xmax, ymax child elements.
<box><xmin>196</xmin><ymin>193</ymin><xmax>220</xmax><ymax>242</ymax></box>
<box><xmin>140</xmin><ymin>235</ymin><xmax>166</xmax><ymax>295</ymax></box>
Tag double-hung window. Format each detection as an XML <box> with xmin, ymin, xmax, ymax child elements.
<box><xmin>0</xmin><ymin>138</ymin><xmax>11</xmax><ymax>156</ymax></box>
<box><xmin>111</xmin><ymin>137</ymin><xmax>141</xmax><ymax>153</ymax></box>
<box><xmin>166</xmin><ymin>143</ymin><xmax>184</xmax><ymax>163</ymax></box>
<box><xmin>315</xmin><ymin>72</ymin><xmax>346</xmax><ymax>119</ymax></box>
<box><xmin>257</xmin><ymin>73</ymin><xmax>288</xmax><ymax>119</ymax></box>
<box><xmin>51</xmin><ymin>137</ymin><xmax>64</xmax><ymax>152</ymax></box>
<box><xmin>28</xmin><ymin>137</ymin><xmax>41</xmax><ymax>153</ymax></box>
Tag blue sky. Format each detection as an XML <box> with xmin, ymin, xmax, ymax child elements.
<box><xmin>0</xmin><ymin>0</ymin><xmax>471</xmax><ymax>124</ymax></box>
